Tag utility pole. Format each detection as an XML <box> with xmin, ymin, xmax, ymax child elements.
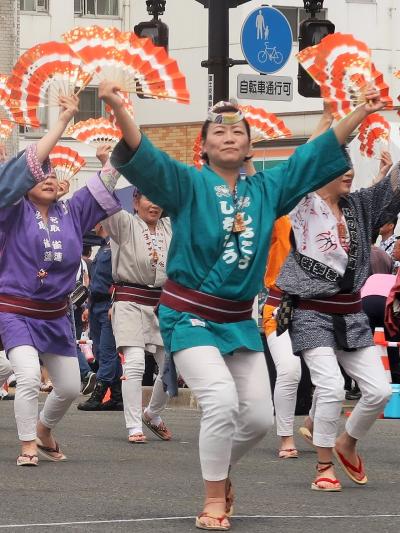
<box><xmin>194</xmin><ymin>0</ymin><xmax>251</xmax><ymax>106</ymax></box>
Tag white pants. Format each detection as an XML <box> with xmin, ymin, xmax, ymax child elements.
<box><xmin>8</xmin><ymin>345</ymin><xmax>81</xmax><ymax>441</ymax></box>
<box><xmin>0</xmin><ymin>351</ymin><xmax>13</xmax><ymax>385</ymax></box>
<box><xmin>121</xmin><ymin>346</ymin><xmax>169</xmax><ymax>432</ymax></box>
<box><xmin>303</xmin><ymin>345</ymin><xmax>392</xmax><ymax>448</ymax></box>
<box><xmin>174</xmin><ymin>346</ymin><xmax>274</xmax><ymax>481</ymax></box>
<box><xmin>267</xmin><ymin>331</ymin><xmax>301</xmax><ymax>437</ymax></box>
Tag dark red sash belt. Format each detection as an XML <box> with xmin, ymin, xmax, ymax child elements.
<box><xmin>159</xmin><ymin>279</ymin><xmax>254</xmax><ymax>323</ymax></box>
<box><xmin>265</xmin><ymin>288</ymin><xmax>283</xmax><ymax>307</ymax></box>
<box><xmin>0</xmin><ymin>294</ymin><xmax>69</xmax><ymax>319</ymax></box>
<box><xmin>296</xmin><ymin>292</ymin><xmax>362</xmax><ymax>314</ymax></box>
<box><xmin>112</xmin><ymin>284</ymin><xmax>162</xmax><ymax>307</ymax></box>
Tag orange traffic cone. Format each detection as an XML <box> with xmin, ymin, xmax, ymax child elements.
<box><xmin>373</xmin><ymin>327</ymin><xmax>392</xmax><ymax>384</ymax></box>
<box><xmin>102</xmin><ymin>387</ymin><xmax>111</xmax><ymax>404</ymax></box>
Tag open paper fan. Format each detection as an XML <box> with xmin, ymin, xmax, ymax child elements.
<box><xmin>0</xmin><ymin>74</ymin><xmax>13</xmax><ymax>121</ymax></box>
<box><xmin>63</xmin><ymin>26</ymin><xmax>190</xmax><ymax>103</ymax></box>
<box><xmin>238</xmin><ymin>105</ymin><xmax>292</xmax><ymax>143</ymax></box>
<box><xmin>65</xmin><ymin>117</ymin><xmax>122</xmax><ymax>146</ymax></box>
<box><xmin>49</xmin><ymin>145</ymin><xmax>86</xmax><ymax>181</ymax></box>
<box><xmin>394</xmin><ymin>70</ymin><xmax>400</xmax><ymax>79</ymax></box>
<box><xmin>6</xmin><ymin>41</ymin><xmax>92</xmax><ymax>128</ymax></box>
<box><xmin>357</xmin><ymin>113</ymin><xmax>390</xmax><ymax>158</ymax></box>
<box><xmin>297</xmin><ymin>33</ymin><xmax>392</xmax><ymax>118</ymax></box>
<box><xmin>192</xmin><ymin>106</ymin><xmax>292</xmax><ymax>167</ymax></box>
<box><xmin>105</xmin><ymin>90</ymin><xmax>134</xmax><ymax>127</ymax></box>
<box><xmin>0</xmin><ymin>119</ymin><xmax>13</xmax><ymax>140</ymax></box>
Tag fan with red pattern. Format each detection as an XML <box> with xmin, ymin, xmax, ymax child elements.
<box><xmin>192</xmin><ymin>105</ymin><xmax>292</xmax><ymax>168</ymax></box>
<box><xmin>49</xmin><ymin>145</ymin><xmax>86</xmax><ymax>181</ymax></box>
<box><xmin>6</xmin><ymin>42</ymin><xmax>92</xmax><ymax>128</ymax></box>
<box><xmin>297</xmin><ymin>33</ymin><xmax>392</xmax><ymax>119</ymax></box>
<box><xmin>357</xmin><ymin>113</ymin><xmax>390</xmax><ymax>158</ymax></box>
<box><xmin>66</xmin><ymin>117</ymin><xmax>122</xmax><ymax>147</ymax></box>
<box><xmin>63</xmin><ymin>26</ymin><xmax>190</xmax><ymax>104</ymax></box>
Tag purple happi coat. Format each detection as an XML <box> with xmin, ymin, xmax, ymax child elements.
<box><xmin>0</xmin><ymin>146</ymin><xmax>121</xmax><ymax>356</ymax></box>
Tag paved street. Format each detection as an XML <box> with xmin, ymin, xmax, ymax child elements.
<box><xmin>1</xmin><ymin>398</ymin><xmax>400</xmax><ymax>533</ymax></box>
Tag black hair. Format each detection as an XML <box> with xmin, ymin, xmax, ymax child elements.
<box><xmin>200</xmin><ymin>105</ymin><xmax>251</xmax><ymax>164</ymax></box>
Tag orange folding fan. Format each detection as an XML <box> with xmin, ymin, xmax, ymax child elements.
<box><xmin>63</xmin><ymin>26</ymin><xmax>190</xmax><ymax>103</ymax></box>
<box><xmin>357</xmin><ymin>113</ymin><xmax>390</xmax><ymax>158</ymax></box>
<box><xmin>49</xmin><ymin>145</ymin><xmax>86</xmax><ymax>181</ymax></box>
<box><xmin>192</xmin><ymin>106</ymin><xmax>292</xmax><ymax>168</ymax></box>
<box><xmin>0</xmin><ymin>119</ymin><xmax>13</xmax><ymax>141</ymax></box>
<box><xmin>297</xmin><ymin>33</ymin><xmax>392</xmax><ymax>119</ymax></box>
<box><xmin>6</xmin><ymin>42</ymin><xmax>92</xmax><ymax>128</ymax></box>
<box><xmin>0</xmin><ymin>74</ymin><xmax>13</xmax><ymax>121</ymax></box>
<box><xmin>65</xmin><ymin>117</ymin><xmax>122</xmax><ymax>146</ymax></box>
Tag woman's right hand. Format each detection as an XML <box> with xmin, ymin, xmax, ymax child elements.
<box><xmin>98</xmin><ymin>80</ymin><xmax>124</xmax><ymax>110</ymax></box>
<box><xmin>58</xmin><ymin>94</ymin><xmax>79</xmax><ymax>125</ymax></box>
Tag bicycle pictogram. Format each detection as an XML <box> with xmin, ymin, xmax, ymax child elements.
<box><xmin>257</xmin><ymin>42</ymin><xmax>283</xmax><ymax>65</ymax></box>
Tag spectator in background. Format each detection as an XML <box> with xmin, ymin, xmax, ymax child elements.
<box><xmin>391</xmin><ymin>237</ymin><xmax>400</xmax><ymax>274</ymax></box>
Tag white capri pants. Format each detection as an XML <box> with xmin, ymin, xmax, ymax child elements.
<box><xmin>0</xmin><ymin>351</ymin><xmax>13</xmax><ymax>385</ymax></box>
<box><xmin>267</xmin><ymin>331</ymin><xmax>301</xmax><ymax>436</ymax></box>
<box><xmin>8</xmin><ymin>345</ymin><xmax>81</xmax><ymax>441</ymax></box>
<box><xmin>303</xmin><ymin>345</ymin><xmax>392</xmax><ymax>448</ymax></box>
<box><xmin>121</xmin><ymin>346</ymin><xmax>169</xmax><ymax>432</ymax></box>
<box><xmin>174</xmin><ymin>346</ymin><xmax>274</xmax><ymax>481</ymax></box>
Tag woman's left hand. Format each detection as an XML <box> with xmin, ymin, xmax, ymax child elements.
<box><xmin>58</xmin><ymin>94</ymin><xmax>80</xmax><ymax>124</ymax></box>
<box><xmin>363</xmin><ymin>88</ymin><xmax>385</xmax><ymax>114</ymax></box>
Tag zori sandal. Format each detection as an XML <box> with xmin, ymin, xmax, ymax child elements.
<box><xmin>278</xmin><ymin>448</ymin><xmax>298</xmax><ymax>459</ymax></box>
<box><xmin>311</xmin><ymin>461</ymin><xmax>342</xmax><ymax>492</ymax></box>
<box><xmin>333</xmin><ymin>448</ymin><xmax>368</xmax><ymax>485</ymax></box>
<box><xmin>36</xmin><ymin>438</ymin><xmax>66</xmax><ymax>461</ymax></box>
<box><xmin>196</xmin><ymin>497</ymin><xmax>231</xmax><ymax>531</ymax></box>
<box><xmin>16</xmin><ymin>454</ymin><xmax>38</xmax><ymax>467</ymax></box>
<box><xmin>128</xmin><ymin>433</ymin><xmax>147</xmax><ymax>444</ymax></box>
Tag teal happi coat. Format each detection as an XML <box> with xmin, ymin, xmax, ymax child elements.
<box><xmin>111</xmin><ymin>129</ymin><xmax>349</xmax><ymax>355</ymax></box>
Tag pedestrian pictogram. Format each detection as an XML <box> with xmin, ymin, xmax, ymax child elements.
<box><xmin>241</xmin><ymin>6</ymin><xmax>293</xmax><ymax>75</ymax></box>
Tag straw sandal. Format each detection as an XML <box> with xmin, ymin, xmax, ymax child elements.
<box><xmin>16</xmin><ymin>453</ymin><xmax>38</xmax><ymax>467</ymax></box>
<box><xmin>333</xmin><ymin>448</ymin><xmax>368</xmax><ymax>485</ymax></box>
<box><xmin>278</xmin><ymin>448</ymin><xmax>299</xmax><ymax>459</ymax></box>
<box><xmin>36</xmin><ymin>438</ymin><xmax>66</xmax><ymax>461</ymax></box>
<box><xmin>128</xmin><ymin>432</ymin><xmax>147</xmax><ymax>444</ymax></box>
<box><xmin>195</xmin><ymin>497</ymin><xmax>230</xmax><ymax>531</ymax></box>
<box><xmin>311</xmin><ymin>461</ymin><xmax>342</xmax><ymax>492</ymax></box>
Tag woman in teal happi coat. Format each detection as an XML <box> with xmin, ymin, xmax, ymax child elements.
<box><xmin>101</xmin><ymin>80</ymin><xmax>384</xmax><ymax>531</ymax></box>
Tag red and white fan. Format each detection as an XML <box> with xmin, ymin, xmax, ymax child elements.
<box><xmin>297</xmin><ymin>33</ymin><xmax>392</xmax><ymax>119</ymax></box>
<box><xmin>66</xmin><ymin>117</ymin><xmax>122</xmax><ymax>147</ymax></box>
<box><xmin>0</xmin><ymin>74</ymin><xmax>13</xmax><ymax>121</ymax></box>
<box><xmin>63</xmin><ymin>26</ymin><xmax>190</xmax><ymax>103</ymax></box>
<box><xmin>357</xmin><ymin>113</ymin><xmax>390</xmax><ymax>158</ymax></box>
<box><xmin>0</xmin><ymin>119</ymin><xmax>13</xmax><ymax>141</ymax></box>
<box><xmin>192</xmin><ymin>105</ymin><xmax>292</xmax><ymax>168</ymax></box>
<box><xmin>6</xmin><ymin>41</ymin><xmax>92</xmax><ymax>128</ymax></box>
<box><xmin>49</xmin><ymin>145</ymin><xmax>86</xmax><ymax>181</ymax></box>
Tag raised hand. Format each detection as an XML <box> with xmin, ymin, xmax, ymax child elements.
<box><xmin>98</xmin><ymin>80</ymin><xmax>124</xmax><ymax>110</ymax></box>
<box><xmin>96</xmin><ymin>143</ymin><xmax>113</xmax><ymax>166</ymax></box>
<box><xmin>58</xmin><ymin>94</ymin><xmax>80</xmax><ymax>125</ymax></box>
<box><xmin>363</xmin><ymin>88</ymin><xmax>385</xmax><ymax>114</ymax></box>
<box><xmin>374</xmin><ymin>150</ymin><xmax>393</xmax><ymax>183</ymax></box>
<box><xmin>56</xmin><ymin>180</ymin><xmax>70</xmax><ymax>200</ymax></box>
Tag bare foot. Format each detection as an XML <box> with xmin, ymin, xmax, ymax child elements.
<box><xmin>335</xmin><ymin>433</ymin><xmax>358</xmax><ymax>467</ymax></box>
<box><xmin>304</xmin><ymin>416</ymin><xmax>313</xmax><ymax>434</ymax></box>
<box><xmin>197</xmin><ymin>498</ymin><xmax>230</xmax><ymax>529</ymax></box>
<box><xmin>313</xmin><ymin>463</ymin><xmax>341</xmax><ymax>491</ymax></box>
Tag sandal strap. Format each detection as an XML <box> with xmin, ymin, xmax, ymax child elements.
<box><xmin>198</xmin><ymin>512</ymin><xmax>229</xmax><ymax>523</ymax></box>
<box><xmin>19</xmin><ymin>453</ymin><xmax>38</xmax><ymax>460</ymax></box>
<box><xmin>316</xmin><ymin>461</ymin><xmax>334</xmax><ymax>473</ymax></box>
<box><xmin>315</xmin><ymin>477</ymin><xmax>341</xmax><ymax>486</ymax></box>
<box><xmin>37</xmin><ymin>441</ymin><xmax>60</xmax><ymax>454</ymax></box>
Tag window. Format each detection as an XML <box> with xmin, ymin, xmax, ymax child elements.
<box><xmin>19</xmin><ymin>106</ymin><xmax>48</xmax><ymax>136</ymax></box>
<box><xmin>275</xmin><ymin>6</ymin><xmax>326</xmax><ymax>42</ymax></box>
<box><xmin>20</xmin><ymin>0</ymin><xmax>49</xmax><ymax>12</ymax></box>
<box><xmin>74</xmin><ymin>87</ymin><xmax>105</xmax><ymax>124</ymax></box>
<box><xmin>78</xmin><ymin>0</ymin><xmax>119</xmax><ymax>16</ymax></box>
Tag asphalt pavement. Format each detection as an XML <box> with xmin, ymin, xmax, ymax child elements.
<box><xmin>1</xmin><ymin>397</ymin><xmax>400</xmax><ymax>533</ymax></box>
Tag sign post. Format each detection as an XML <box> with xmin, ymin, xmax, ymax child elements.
<box><xmin>241</xmin><ymin>6</ymin><xmax>293</xmax><ymax>75</ymax></box>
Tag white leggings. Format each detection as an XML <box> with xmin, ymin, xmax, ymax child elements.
<box><xmin>174</xmin><ymin>346</ymin><xmax>274</xmax><ymax>481</ymax></box>
<box><xmin>303</xmin><ymin>345</ymin><xmax>392</xmax><ymax>448</ymax></box>
<box><xmin>0</xmin><ymin>351</ymin><xmax>12</xmax><ymax>385</ymax></box>
<box><xmin>267</xmin><ymin>331</ymin><xmax>301</xmax><ymax>437</ymax></box>
<box><xmin>121</xmin><ymin>346</ymin><xmax>169</xmax><ymax>432</ymax></box>
<box><xmin>8</xmin><ymin>345</ymin><xmax>81</xmax><ymax>441</ymax></box>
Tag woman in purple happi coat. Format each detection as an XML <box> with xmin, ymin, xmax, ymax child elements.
<box><xmin>0</xmin><ymin>95</ymin><xmax>121</xmax><ymax>466</ymax></box>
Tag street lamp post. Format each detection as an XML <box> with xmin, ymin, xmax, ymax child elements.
<box><xmin>195</xmin><ymin>0</ymin><xmax>252</xmax><ymax>106</ymax></box>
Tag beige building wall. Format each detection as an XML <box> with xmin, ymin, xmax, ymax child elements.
<box><xmin>0</xmin><ymin>0</ymin><xmax>19</xmax><ymax>157</ymax></box>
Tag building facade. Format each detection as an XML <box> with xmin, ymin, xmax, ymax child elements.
<box><xmin>3</xmin><ymin>0</ymin><xmax>399</xmax><ymax>191</ymax></box>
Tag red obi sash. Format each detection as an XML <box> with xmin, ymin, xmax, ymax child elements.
<box><xmin>0</xmin><ymin>294</ymin><xmax>69</xmax><ymax>319</ymax></box>
<box><xmin>112</xmin><ymin>284</ymin><xmax>162</xmax><ymax>307</ymax></box>
<box><xmin>159</xmin><ymin>279</ymin><xmax>254</xmax><ymax>323</ymax></box>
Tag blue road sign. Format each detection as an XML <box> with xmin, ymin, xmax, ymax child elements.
<box><xmin>241</xmin><ymin>6</ymin><xmax>293</xmax><ymax>75</ymax></box>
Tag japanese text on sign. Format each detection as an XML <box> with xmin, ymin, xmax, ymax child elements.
<box><xmin>237</xmin><ymin>74</ymin><xmax>293</xmax><ymax>101</ymax></box>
